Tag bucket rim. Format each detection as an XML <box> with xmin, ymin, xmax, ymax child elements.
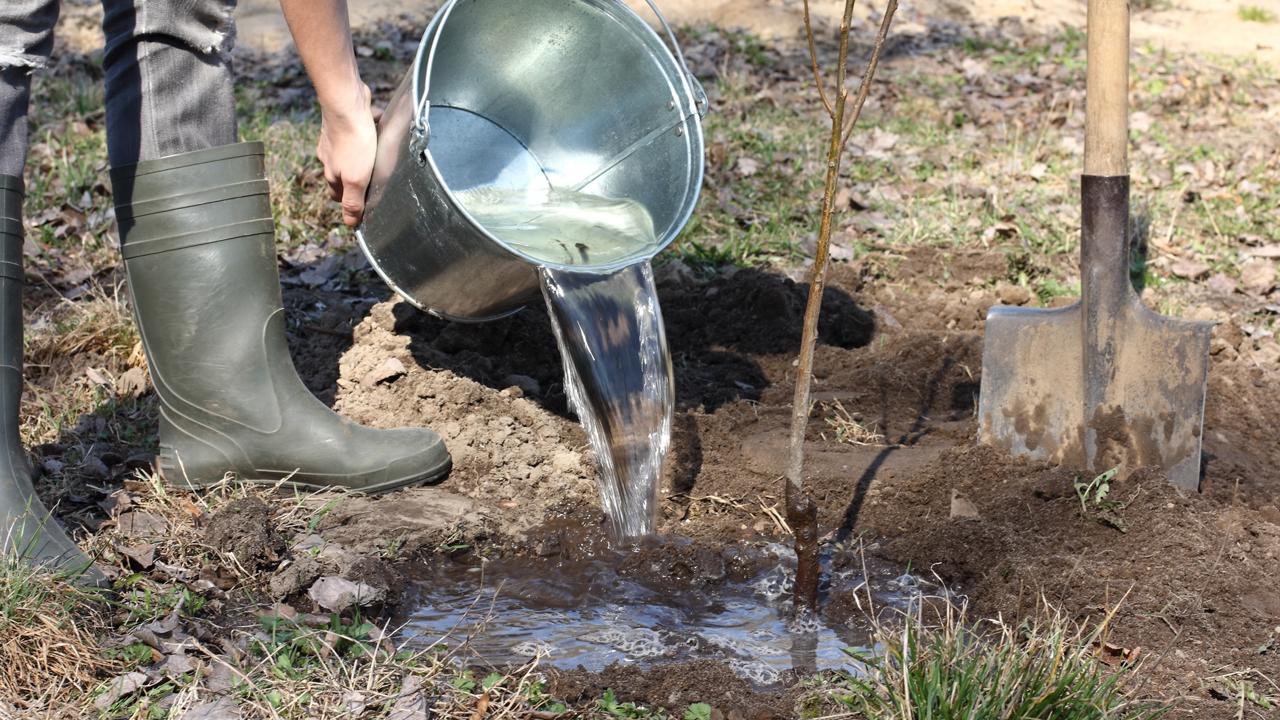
<box><xmin>409</xmin><ymin>0</ymin><xmax>706</xmax><ymax>274</ymax></box>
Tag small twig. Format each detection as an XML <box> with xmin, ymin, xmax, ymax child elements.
<box><xmin>759</xmin><ymin>499</ymin><xmax>792</xmax><ymax>535</ymax></box>
<box><xmin>803</xmin><ymin>0</ymin><xmax>836</xmax><ymax>119</ymax></box>
<box><xmin>840</xmin><ymin>0</ymin><xmax>900</xmax><ymax>151</ymax></box>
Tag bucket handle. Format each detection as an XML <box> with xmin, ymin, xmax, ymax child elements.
<box><xmin>635</xmin><ymin>0</ymin><xmax>709</xmax><ymax>119</ymax></box>
<box><xmin>410</xmin><ymin>0</ymin><xmax>707</xmax><ymax>152</ymax></box>
<box><xmin>410</xmin><ymin>0</ymin><xmax>463</xmax><ymax>152</ymax></box>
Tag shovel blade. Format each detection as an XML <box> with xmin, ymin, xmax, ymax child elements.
<box><xmin>978</xmin><ymin>301</ymin><xmax>1212</xmax><ymax>491</ymax></box>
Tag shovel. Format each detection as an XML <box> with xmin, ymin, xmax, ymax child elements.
<box><xmin>977</xmin><ymin>0</ymin><xmax>1212</xmax><ymax>491</ymax></box>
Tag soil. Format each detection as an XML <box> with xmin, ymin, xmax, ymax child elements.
<box><xmin>263</xmin><ymin>244</ymin><xmax>1280</xmax><ymax>717</ymax></box>
<box><xmin>203</xmin><ymin>497</ymin><xmax>287</xmax><ymax>572</ymax></box>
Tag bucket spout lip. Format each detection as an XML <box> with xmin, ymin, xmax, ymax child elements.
<box><xmin>405</xmin><ymin>0</ymin><xmax>707</xmax><ymax>270</ymax></box>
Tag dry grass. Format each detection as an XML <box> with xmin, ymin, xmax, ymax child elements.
<box><xmin>85</xmin><ymin>471</ymin><xmax>349</xmax><ymax>587</ymax></box>
<box><xmin>0</xmin><ymin>554</ymin><xmax>118</xmax><ymax>708</ymax></box>
<box><xmin>822</xmin><ymin>399</ymin><xmax>886</xmax><ymax>446</ymax></box>
<box><xmin>21</xmin><ymin>285</ymin><xmax>144</xmax><ymax>447</ymax></box>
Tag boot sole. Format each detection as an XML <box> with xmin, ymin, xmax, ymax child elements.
<box><xmin>160</xmin><ymin>455</ymin><xmax>453</xmax><ymax>495</ymax></box>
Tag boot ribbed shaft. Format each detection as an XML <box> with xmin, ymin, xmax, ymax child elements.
<box><xmin>112</xmin><ymin>143</ymin><xmax>450</xmax><ymax>491</ymax></box>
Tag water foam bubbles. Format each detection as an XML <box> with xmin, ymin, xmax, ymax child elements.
<box><xmin>786</xmin><ymin>611</ymin><xmax>823</xmax><ymax>635</ymax></box>
<box><xmin>728</xmin><ymin>659</ymin><xmax>781</xmax><ymax>686</ymax></box>
<box><xmin>513</xmin><ymin>641</ymin><xmax>556</xmax><ymax>657</ymax></box>
<box><xmin>580</xmin><ymin>627</ymin><xmax>670</xmax><ymax>658</ymax></box>
<box><xmin>888</xmin><ymin>573</ymin><xmax>919</xmax><ymax>590</ymax></box>
<box><xmin>750</xmin><ymin>568</ymin><xmax>793</xmax><ymax>603</ymax></box>
<box><xmin>699</xmin><ymin>632</ymin><xmax>787</xmax><ymax>658</ymax></box>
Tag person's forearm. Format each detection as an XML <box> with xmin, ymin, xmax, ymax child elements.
<box><xmin>278</xmin><ymin>0</ymin><xmax>365</xmax><ymax>119</ymax></box>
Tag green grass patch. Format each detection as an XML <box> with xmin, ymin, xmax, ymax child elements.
<box><xmin>824</xmin><ymin>602</ymin><xmax>1166</xmax><ymax>719</ymax></box>
<box><xmin>1238</xmin><ymin>5</ymin><xmax>1276</xmax><ymax>22</ymax></box>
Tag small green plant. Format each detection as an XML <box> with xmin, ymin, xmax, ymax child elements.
<box><xmin>1238</xmin><ymin>5</ymin><xmax>1276</xmax><ymax>22</ymax></box>
<box><xmin>1074</xmin><ymin>467</ymin><xmax>1118</xmax><ymax>513</ymax></box>
<box><xmin>1034</xmin><ymin>277</ymin><xmax>1079</xmax><ymax>306</ymax></box>
<box><xmin>600</xmin><ymin>688</ymin><xmax>660</xmax><ymax>718</ymax></box>
<box><xmin>104</xmin><ymin>642</ymin><xmax>156</xmax><ymax>667</ymax></box>
<box><xmin>1073</xmin><ymin>467</ymin><xmax>1138</xmax><ymax>532</ymax></box>
<box><xmin>253</xmin><ymin>612</ymin><xmax>380</xmax><ymax>680</ymax></box>
<box><xmin>524</xmin><ymin>679</ymin><xmax>570</xmax><ymax>714</ymax></box>
<box><xmin>684</xmin><ymin>702</ymin><xmax>713</xmax><ymax>720</ymax></box>
<box><xmin>306</xmin><ymin>497</ymin><xmax>341</xmax><ymax>533</ymax></box>
<box><xmin>114</xmin><ymin>578</ymin><xmax>208</xmax><ymax>625</ymax></box>
<box><xmin>831</xmin><ymin>601</ymin><xmax>1168</xmax><ymax>719</ymax></box>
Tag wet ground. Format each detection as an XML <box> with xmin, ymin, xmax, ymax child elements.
<box><xmin>398</xmin><ymin>539</ymin><xmax>932</xmax><ymax>686</ymax></box>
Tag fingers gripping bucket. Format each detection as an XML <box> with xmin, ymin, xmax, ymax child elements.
<box><xmin>358</xmin><ymin>0</ymin><xmax>707</xmax><ymax>321</ymax></box>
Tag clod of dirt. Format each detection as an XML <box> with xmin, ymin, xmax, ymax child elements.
<box><xmin>949</xmin><ymin>488</ymin><xmax>980</xmax><ymax>519</ymax></box>
<box><xmin>269</xmin><ymin>533</ymin><xmax>399</xmax><ymax>604</ymax></box>
<box><xmin>307</xmin><ymin>576</ymin><xmax>386</xmax><ymax>613</ymax></box>
<box><xmin>269</xmin><ymin>554</ymin><xmax>324</xmax><ymax>599</ymax></box>
<box><xmin>204</xmin><ymin>497</ymin><xmax>286</xmax><ymax>571</ymax></box>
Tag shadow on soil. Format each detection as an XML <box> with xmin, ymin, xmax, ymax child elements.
<box><xmin>387</xmin><ymin>266</ymin><xmax>877</xmax><ymax>419</ymax></box>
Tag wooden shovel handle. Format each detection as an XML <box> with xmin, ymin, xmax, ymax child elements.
<box><xmin>1084</xmin><ymin>0</ymin><xmax>1129</xmax><ymax>176</ymax></box>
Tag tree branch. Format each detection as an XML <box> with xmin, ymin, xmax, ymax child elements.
<box><xmin>802</xmin><ymin>0</ymin><xmax>838</xmax><ymax>119</ymax></box>
<box><xmin>840</xmin><ymin>0</ymin><xmax>899</xmax><ymax>149</ymax></box>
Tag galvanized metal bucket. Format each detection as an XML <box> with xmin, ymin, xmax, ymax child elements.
<box><xmin>358</xmin><ymin>0</ymin><xmax>707</xmax><ymax>321</ymax></box>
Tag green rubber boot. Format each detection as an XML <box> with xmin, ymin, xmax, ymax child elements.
<box><xmin>0</xmin><ymin>175</ymin><xmax>104</xmax><ymax>583</ymax></box>
<box><xmin>110</xmin><ymin>143</ymin><xmax>451</xmax><ymax>492</ymax></box>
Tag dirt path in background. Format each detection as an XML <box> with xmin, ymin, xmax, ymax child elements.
<box><xmin>231</xmin><ymin>0</ymin><xmax>1280</xmax><ymax>64</ymax></box>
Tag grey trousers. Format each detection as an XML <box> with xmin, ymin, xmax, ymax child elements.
<box><xmin>0</xmin><ymin>0</ymin><xmax>239</xmax><ymax>176</ymax></box>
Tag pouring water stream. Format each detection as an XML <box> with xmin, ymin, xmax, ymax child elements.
<box><xmin>454</xmin><ymin>186</ymin><xmax>673</xmax><ymax>537</ymax></box>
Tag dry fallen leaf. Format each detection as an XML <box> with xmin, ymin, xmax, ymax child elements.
<box><xmin>1245</xmin><ymin>244</ymin><xmax>1280</xmax><ymax>259</ymax></box>
<box><xmin>119</xmin><ymin>543</ymin><xmax>156</xmax><ymax>569</ymax></box>
<box><xmin>116</xmin><ymin>367</ymin><xmax>149</xmax><ymax>397</ymax></box>
<box><xmin>735</xmin><ymin>157</ymin><xmax>761</xmax><ymax>177</ymax></box>
<box><xmin>93</xmin><ymin>672</ymin><xmax>153</xmax><ymax>711</ymax></box>
<box><xmin>1093</xmin><ymin>640</ymin><xmax>1141</xmax><ymax>666</ymax></box>
<box><xmin>1169</xmin><ymin>258</ymin><xmax>1210</xmax><ymax>280</ymax></box>
<box><xmin>307</xmin><ymin>576</ymin><xmax>386</xmax><ymax>613</ymax></box>
<box><xmin>1240</xmin><ymin>259</ymin><xmax>1277</xmax><ymax>294</ymax></box>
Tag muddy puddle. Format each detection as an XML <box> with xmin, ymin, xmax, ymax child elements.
<box><xmin>397</xmin><ymin>540</ymin><xmax>932</xmax><ymax>686</ymax></box>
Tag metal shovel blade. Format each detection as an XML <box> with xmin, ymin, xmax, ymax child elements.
<box><xmin>978</xmin><ymin>178</ymin><xmax>1213</xmax><ymax>491</ymax></box>
<box><xmin>979</xmin><ymin>300</ymin><xmax>1213</xmax><ymax>490</ymax></box>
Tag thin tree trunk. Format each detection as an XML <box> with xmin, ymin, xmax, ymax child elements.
<box><xmin>788</xmin><ymin>0</ymin><xmax>898</xmax><ymax>612</ymax></box>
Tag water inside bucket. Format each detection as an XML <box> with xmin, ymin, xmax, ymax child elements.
<box><xmin>454</xmin><ymin>186</ymin><xmax>662</xmax><ymax>268</ymax></box>
<box><xmin>455</xmin><ymin>187</ymin><xmax>672</xmax><ymax>537</ymax></box>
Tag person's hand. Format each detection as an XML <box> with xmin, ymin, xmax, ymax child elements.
<box><xmin>316</xmin><ymin>82</ymin><xmax>381</xmax><ymax>227</ymax></box>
